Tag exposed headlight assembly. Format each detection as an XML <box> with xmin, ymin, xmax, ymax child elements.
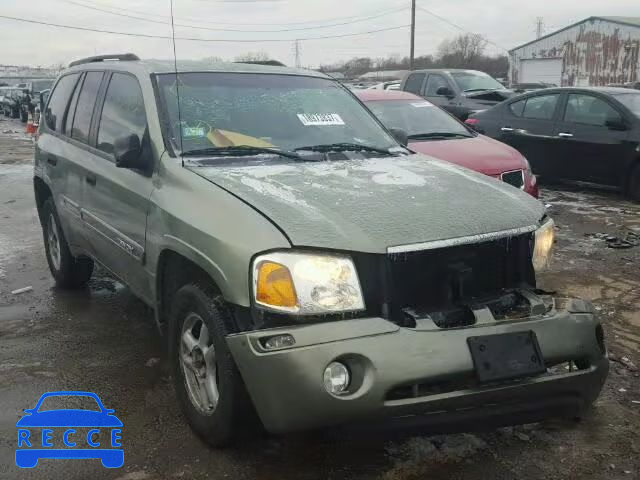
<box><xmin>533</xmin><ymin>218</ymin><xmax>555</xmax><ymax>272</ymax></box>
<box><xmin>252</xmin><ymin>251</ymin><xmax>365</xmax><ymax>315</ymax></box>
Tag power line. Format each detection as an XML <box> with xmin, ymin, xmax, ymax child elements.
<box><xmin>0</xmin><ymin>13</ymin><xmax>410</xmax><ymax>42</ymax></box>
<box><xmin>415</xmin><ymin>4</ymin><xmax>509</xmax><ymax>52</ymax></box>
<box><xmin>61</xmin><ymin>0</ymin><xmax>408</xmax><ymax>28</ymax></box>
<box><xmin>60</xmin><ymin>0</ymin><xmax>409</xmax><ymax>33</ymax></box>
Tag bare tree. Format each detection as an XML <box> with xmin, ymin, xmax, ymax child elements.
<box><xmin>202</xmin><ymin>56</ymin><xmax>224</xmax><ymax>65</ymax></box>
<box><xmin>234</xmin><ymin>52</ymin><xmax>270</xmax><ymax>62</ymax></box>
<box><xmin>437</xmin><ymin>33</ymin><xmax>488</xmax><ymax>67</ymax></box>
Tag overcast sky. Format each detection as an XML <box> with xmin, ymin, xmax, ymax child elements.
<box><xmin>2</xmin><ymin>0</ymin><xmax>640</xmax><ymax>68</ymax></box>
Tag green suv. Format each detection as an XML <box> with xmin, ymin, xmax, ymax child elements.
<box><xmin>34</xmin><ymin>54</ymin><xmax>608</xmax><ymax>446</ymax></box>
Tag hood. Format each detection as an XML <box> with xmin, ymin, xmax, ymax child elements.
<box><xmin>408</xmin><ymin>135</ymin><xmax>526</xmax><ymax>176</ymax></box>
<box><xmin>188</xmin><ymin>155</ymin><xmax>545</xmax><ymax>254</ymax></box>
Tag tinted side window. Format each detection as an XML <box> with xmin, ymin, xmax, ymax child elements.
<box><xmin>522</xmin><ymin>94</ymin><xmax>559</xmax><ymax>120</ymax></box>
<box><xmin>425</xmin><ymin>74</ymin><xmax>449</xmax><ymax>96</ymax></box>
<box><xmin>564</xmin><ymin>94</ymin><xmax>622</xmax><ymax>126</ymax></box>
<box><xmin>71</xmin><ymin>72</ymin><xmax>104</xmax><ymax>144</ymax></box>
<box><xmin>45</xmin><ymin>74</ymin><xmax>80</xmax><ymax>132</ymax></box>
<box><xmin>404</xmin><ymin>73</ymin><xmax>425</xmax><ymax>95</ymax></box>
<box><xmin>509</xmin><ymin>99</ymin><xmax>526</xmax><ymax>117</ymax></box>
<box><xmin>97</xmin><ymin>74</ymin><xmax>147</xmax><ymax>156</ymax></box>
<box><xmin>64</xmin><ymin>75</ymin><xmax>83</xmax><ymax>137</ymax></box>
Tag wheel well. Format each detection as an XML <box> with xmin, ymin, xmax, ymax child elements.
<box><xmin>623</xmin><ymin>159</ymin><xmax>640</xmax><ymax>196</ymax></box>
<box><xmin>33</xmin><ymin>177</ymin><xmax>52</xmax><ymax>225</ymax></box>
<box><xmin>156</xmin><ymin>250</ymin><xmax>230</xmax><ymax>328</ymax></box>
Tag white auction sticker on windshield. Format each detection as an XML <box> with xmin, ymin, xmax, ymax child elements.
<box><xmin>297</xmin><ymin>113</ymin><xmax>345</xmax><ymax>126</ymax></box>
<box><xmin>410</xmin><ymin>101</ymin><xmax>434</xmax><ymax>108</ymax></box>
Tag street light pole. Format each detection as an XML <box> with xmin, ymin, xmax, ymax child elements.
<box><xmin>410</xmin><ymin>0</ymin><xmax>416</xmax><ymax>69</ymax></box>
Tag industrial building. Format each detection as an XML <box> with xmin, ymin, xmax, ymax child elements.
<box><xmin>509</xmin><ymin>16</ymin><xmax>640</xmax><ymax>87</ymax></box>
<box><xmin>0</xmin><ymin>65</ymin><xmax>59</xmax><ymax>87</ymax></box>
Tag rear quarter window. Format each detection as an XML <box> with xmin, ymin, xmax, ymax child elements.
<box><xmin>404</xmin><ymin>73</ymin><xmax>426</xmax><ymax>95</ymax></box>
<box><xmin>45</xmin><ymin>74</ymin><xmax>81</xmax><ymax>133</ymax></box>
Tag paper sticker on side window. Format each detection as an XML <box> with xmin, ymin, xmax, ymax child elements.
<box><xmin>297</xmin><ymin>113</ymin><xmax>345</xmax><ymax>126</ymax></box>
<box><xmin>411</xmin><ymin>102</ymin><xmax>434</xmax><ymax>108</ymax></box>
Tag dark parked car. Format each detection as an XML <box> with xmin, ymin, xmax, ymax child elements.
<box><xmin>465</xmin><ymin>87</ymin><xmax>640</xmax><ymax>200</ymax></box>
<box><xmin>1</xmin><ymin>88</ymin><xmax>23</xmax><ymax>118</ymax></box>
<box><xmin>400</xmin><ymin>69</ymin><xmax>515</xmax><ymax>120</ymax></box>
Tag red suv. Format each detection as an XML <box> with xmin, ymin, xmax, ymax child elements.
<box><xmin>356</xmin><ymin>90</ymin><xmax>538</xmax><ymax>197</ymax></box>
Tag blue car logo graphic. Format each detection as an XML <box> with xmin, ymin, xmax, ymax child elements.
<box><xmin>16</xmin><ymin>391</ymin><xmax>123</xmax><ymax>468</ymax></box>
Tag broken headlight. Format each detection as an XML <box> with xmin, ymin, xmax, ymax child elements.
<box><xmin>533</xmin><ymin>218</ymin><xmax>555</xmax><ymax>272</ymax></box>
<box><xmin>252</xmin><ymin>251</ymin><xmax>365</xmax><ymax>315</ymax></box>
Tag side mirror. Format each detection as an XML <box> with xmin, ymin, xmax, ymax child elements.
<box><xmin>605</xmin><ymin>118</ymin><xmax>627</xmax><ymax>131</ymax></box>
<box><xmin>388</xmin><ymin>127</ymin><xmax>409</xmax><ymax>146</ymax></box>
<box><xmin>436</xmin><ymin>86</ymin><xmax>454</xmax><ymax>98</ymax></box>
<box><xmin>114</xmin><ymin>134</ymin><xmax>145</xmax><ymax>169</ymax></box>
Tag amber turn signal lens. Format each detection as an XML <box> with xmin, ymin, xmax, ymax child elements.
<box><xmin>255</xmin><ymin>261</ymin><xmax>298</xmax><ymax>308</ymax></box>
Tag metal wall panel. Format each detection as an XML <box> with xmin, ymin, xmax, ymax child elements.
<box><xmin>510</xmin><ymin>18</ymin><xmax>640</xmax><ymax>87</ymax></box>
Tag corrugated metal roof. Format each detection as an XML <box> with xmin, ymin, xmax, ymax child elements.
<box><xmin>599</xmin><ymin>16</ymin><xmax>640</xmax><ymax>27</ymax></box>
<box><xmin>510</xmin><ymin>16</ymin><xmax>640</xmax><ymax>52</ymax></box>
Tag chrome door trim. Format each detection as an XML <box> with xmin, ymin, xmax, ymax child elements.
<box><xmin>81</xmin><ymin>208</ymin><xmax>144</xmax><ymax>260</ymax></box>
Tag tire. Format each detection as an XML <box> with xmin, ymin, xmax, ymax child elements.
<box><xmin>627</xmin><ymin>164</ymin><xmax>640</xmax><ymax>202</ymax></box>
<box><xmin>41</xmin><ymin>197</ymin><xmax>93</xmax><ymax>288</ymax></box>
<box><xmin>169</xmin><ymin>282</ymin><xmax>254</xmax><ymax>447</ymax></box>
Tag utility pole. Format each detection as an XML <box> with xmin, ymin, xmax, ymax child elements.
<box><xmin>410</xmin><ymin>0</ymin><xmax>416</xmax><ymax>69</ymax></box>
<box><xmin>535</xmin><ymin>17</ymin><xmax>544</xmax><ymax>39</ymax></box>
<box><xmin>294</xmin><ymin>39</ymin><xmax>302</xmax><ymax>68</ymax></box>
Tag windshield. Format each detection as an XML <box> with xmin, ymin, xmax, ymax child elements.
<box><xmin>156</xmin><ymin>72</ymin><xmax>397</xmax><ymax>157</ymax></box>
<box><xmin>451</xmin><ymin>71</ymin><xmax>505</xmax><ymax>92</ymax></box>
<box><xmin>365</xmin><ymin>99</ymin><xmax>471</xmax><ymax>137</ymax></box>
<box><xmin>613</xmin><ymin>92</ymin><xmax>640</xmax><ymax>117</ymax></box>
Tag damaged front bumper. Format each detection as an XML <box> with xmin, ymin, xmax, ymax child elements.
<box><xmin>226</xmin><ymin>293</ymin><xmax>608</xmax><ymax>434</ymax></box>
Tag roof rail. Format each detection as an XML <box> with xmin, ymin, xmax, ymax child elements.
<box><xmin>69</xmin><ymin>53</ymin><xmax>140</xmax><ymax>68</ymax></box>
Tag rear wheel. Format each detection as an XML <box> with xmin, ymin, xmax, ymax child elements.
<box><xmin>627</xmin><ymin>163</ymin><xmax>640</xmax><ymax>202</ymax></box>
<box><xmin>41</xmin><ymin>197</ymin><xmax>93</xmax><ymax>288</ymax></box>
<box><xmin>169</xmin><ymin>283</ymin><xmax>255</xmax><ymax>447</ymax></box>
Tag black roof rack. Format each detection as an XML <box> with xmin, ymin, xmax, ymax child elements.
<box><xmin>69</xmin><ymin>53</ymin><xmax>140</xmax><ymax>68</ymax></box>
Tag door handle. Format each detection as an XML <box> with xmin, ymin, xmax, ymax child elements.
<box><xmin>501</xmin><ymin>127</ymin><xmax>514</xmax><ymax>132</ymax></box>
<box><xmin>47</xmin><ymin>155</ymin><xmax>57</xmax><ymax>166</ymax></box>
<box><xmin>558</xmin><ymin>132</ymin><xmax>574</xmax><ymax>138</ymax></box>
<box><xmin>85</xmin><ymin>174</ymin><xmax>97</xmax><ymax>186</ymax></box>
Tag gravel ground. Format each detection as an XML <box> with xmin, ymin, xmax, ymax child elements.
<box><xmin>0</xmin><ymin>116</ymin><xmax>638</xmax><ymax>479</ymax></box>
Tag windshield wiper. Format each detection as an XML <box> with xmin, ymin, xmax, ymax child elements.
<box><xmin>181</xmin><ymin>145</ymin><xmax>302</xmax><ymax>160</ymax></box>
<box><xmin>294</xmin><ymin>142</ymin><xmax>394</xmax><ymax>155</ymax></box>
<box><xmin>407</xmin><ymin>132</ymin><xmax>472</xmax><ymax>140</ymax></box>
<box><xmin>463</xmin><ymin>88</ymin><xmax>499</xmax><ymax>93</ymax></box>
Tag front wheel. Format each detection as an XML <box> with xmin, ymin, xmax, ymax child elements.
<box><xmin>41</xmin><ymin>197</ymin><xmax>93</xmax><ymax>288</ymax></box>
<box><xmin>169</xmin><ymin>283</ymin><xmax>254</xmax><ymax>447</ymax></box>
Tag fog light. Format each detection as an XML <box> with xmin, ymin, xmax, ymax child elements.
<box><xmin>323</xmin><ymin>362</ymin><xmax>350</xmax><ymax>395</ymax></box>
<box><xmin>262</xmin><ymin>334</ymin><xmax>295</xmax><ymax>350</ymax></box>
